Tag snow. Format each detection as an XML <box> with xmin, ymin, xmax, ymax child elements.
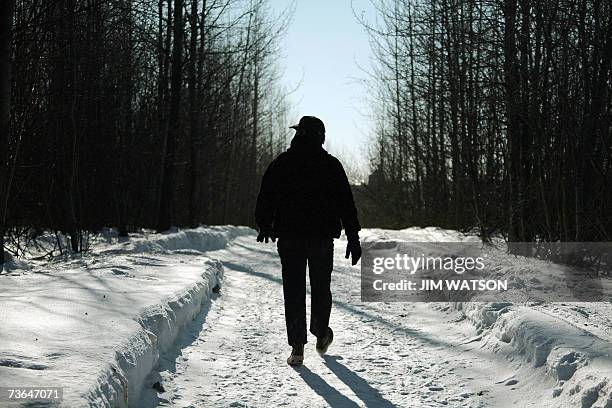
<box><xmin>365</xmin><ymin>227</ymin><xmax>612</xmax><ymax>407</ymax></box>
<box><xmin>0</xmin><ymin>226</ymin><xmax>251</xmax><ymax>407</ymax></box>
<box><xmin>1</xmin><ymin>225</ymin><xmax>610</xmax><ymax>407</ymax></box>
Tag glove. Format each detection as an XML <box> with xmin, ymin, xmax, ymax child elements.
<box><xmin>256</xmin><ymin>228</ymin><xmax>276</xmax><ymax>243</ymax></box>
<box><xmin>345</xmin><ymin>239</ymin><xmax>362</xmax><ymax>266</ymax></box>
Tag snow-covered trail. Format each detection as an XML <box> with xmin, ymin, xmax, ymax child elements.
<box><xmin>140</xmin><ymin>235</ymin><xmax>552</xmax><ymax>408</ymax></box>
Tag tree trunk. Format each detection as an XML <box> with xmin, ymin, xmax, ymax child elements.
<box><xmin>188</xmin><ymin>0</ymin><xmax>200</xmax><ymax>227</ymax></box>
<box><xmin>504</xmin><ymin>0</ymin><xmax>523</xmax><ymax>248</ymax></box>
<box><xmin>157</xmin><ymin>0</ymin><xmax>184</xmax><ymax>232</ymax></box>
<box><xmin>0</xmin><ymin>0</ymin><xmax>15</xmax><ymax>264</ymax></box>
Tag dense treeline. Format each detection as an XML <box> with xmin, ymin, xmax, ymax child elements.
<box><xmin>359</xmin><ymin>0</ymin><xmax>612</xmax><ymax>243</ymax></box>
<box><xmin>0</xmin><ymin>0</ymin><xmax>291</xmax><ymax>262</ymax></box>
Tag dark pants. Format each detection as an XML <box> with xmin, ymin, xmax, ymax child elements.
<box><xmin>277</xmin><ymin>236</ymin><xmax>334</xmax><ymax>346</ymax></box>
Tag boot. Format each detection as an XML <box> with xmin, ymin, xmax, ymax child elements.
<box><xmin>287</xmin><ymin>344</ymin><xmax>304</xmax><ymax>366</ymax></box>
<box><xmin>316</xmin><ymin>327</ymin><xmax>333</xmax><ymax>355</ymax></box>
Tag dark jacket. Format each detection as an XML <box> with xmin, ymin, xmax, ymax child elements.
<box><xmin>255</xmin><ymin>135</ymin><xmax>361</xmax><ymax>240</ymax></box>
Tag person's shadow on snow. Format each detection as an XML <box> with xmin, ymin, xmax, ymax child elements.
<box><xmin>291</xmin><ymin>356</ymin><xmax>397</xmax><ymax>408</ymax></box>
<box><xmin>323</xmin><ymin>355</ymin><xmax>397</xmax><ymax>408</ymax></box>
<box><xmin>292</xmin><ymin>364</ymin><xmax>361</xmax><ymax>407</ymax></box>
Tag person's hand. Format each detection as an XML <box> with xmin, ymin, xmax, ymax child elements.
<box><xmin>345</xmin><ymin>240</ymin><xmax>362</xmax><ymax>266</ymax></box>
<box><xmin>256</xmin><ymin>228</ymin><xmax>276</xmax><ymax>243</ymax></box>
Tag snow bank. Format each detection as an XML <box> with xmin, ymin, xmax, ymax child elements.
<box><xmin>82</xmin><ymin>257</ymin><xmax>225</xmax><ymax>406</ymax></box>
<box><xmin>95</xmin><ymin>225</ymin><xmax>253</xmax><ymax>255</ymax></box>
<box><xmin>374</xmin><ymin>227</ymin><xmax>612</xmax><ymax>408</ymax></box>
<box><xmin>0</xmin><ymin>226</ymin><xmax>255</xmax><ymax>407</ymax></box>
<box><xmin>0</xmin><ymin>251</ymin><xmax>31</xmax><ymax>273</ymax></box>
<box><xmin>457</xmin><ymin>302</ymin><xmax>612</xmax><ymax>407</ymax></box>
<box><xmin>452</xmin><ymin>244</ymin><xmax>612</xmax><ymax>407</ymax></box>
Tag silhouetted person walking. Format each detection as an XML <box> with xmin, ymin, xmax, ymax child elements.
<box><xmin>255</xmin><ymin>116</ymin><xmax>362</xmax><ymax>366</ymax></box>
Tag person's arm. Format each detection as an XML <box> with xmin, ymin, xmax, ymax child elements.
<box><xmin>334</xmin><ymin>159</ymin><xmax>361</xmax><ymax>240</ymax></box>
<box><xmin>333</xmin><ymin>159</ymin><xmax>362</xmax><ymax>265</ymax></box>
<box><xmin>255</xmin><ymin>159</ymin><xmax>278</xmax><ymax>241</ymax></box>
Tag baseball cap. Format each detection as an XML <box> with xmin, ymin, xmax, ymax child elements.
<box><xmin>289</xmin><ymin>116</ymin><xmax>326</xmax><ymax>135</ymax></box>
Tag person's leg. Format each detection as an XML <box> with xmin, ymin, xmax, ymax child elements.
<box><xmin>277</xmin><ymin>237</ymin><xmax>308</xmax><ymax>346</ymax></box>
<box><xmin>307</xmin><ymin>237</ymin><xmax>334</xmax><ymax>339</ymax></box>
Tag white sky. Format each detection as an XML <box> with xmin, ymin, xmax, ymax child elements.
<box><xmin>269</xmin><ymin>0</ymin><xmax>378</xmax><ymax>174</ymax></box>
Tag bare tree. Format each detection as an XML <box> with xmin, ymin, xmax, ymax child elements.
<box><xmin>1</xmin><ymin>0</ymin><xmax>292</xmax><ymax>260</ymax></box>
<box><xmin>0</xmin><ymin>0</ymin><xmax>15</xmax><ymax>264</ymax></box>
<box><xmin>360</xmin><ymin>0</ymin><xmax>612</xmax><ymax>243</ymax></box>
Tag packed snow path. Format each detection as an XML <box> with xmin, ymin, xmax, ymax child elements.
<box><xmin>141</xmin><ymin>235</ymin><xmax>553</xmax><ymax>408</ymax></box>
